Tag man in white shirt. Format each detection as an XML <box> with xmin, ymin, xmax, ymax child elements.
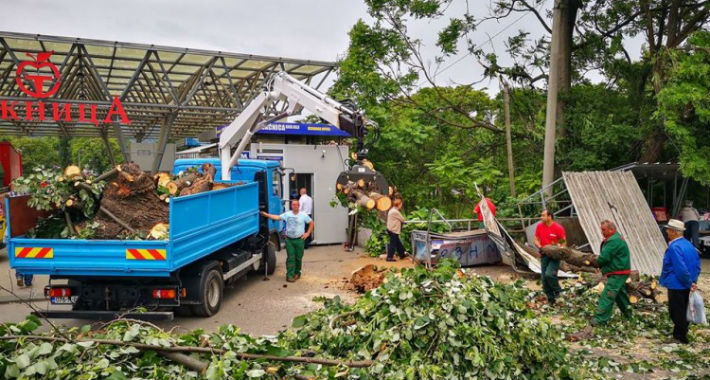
<box><xmin>298</xmin><ymin>188</ymin><xmax>313</xmax><ymax>247</ymax></box>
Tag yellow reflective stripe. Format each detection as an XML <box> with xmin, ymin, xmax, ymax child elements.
<box><xmin>125</xmin><ymin>249</ymin><xmax>167</xmax><ymax>260</ymax></box>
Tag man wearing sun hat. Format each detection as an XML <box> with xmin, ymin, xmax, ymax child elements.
<box><xmin>660</xmin><ymin>219</ymin><xmax>701</xmax><ymax>344</ymax></box>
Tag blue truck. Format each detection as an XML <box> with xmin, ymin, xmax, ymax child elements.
<box><xmin>6</xmin><ymin>158</ymin><xmax>284</xmax><ymax>320</ymax></box>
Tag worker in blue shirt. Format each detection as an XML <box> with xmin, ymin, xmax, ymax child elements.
<box><xmin>659</xmin><ymin>219</ymin><xmax>701</xmax><ymax>344</ymax></box>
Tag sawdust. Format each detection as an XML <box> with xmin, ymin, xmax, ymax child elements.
<box><xmin>349</xmin><ymin>264</ymin><xmax>386</xmax><ymax>293</ymax></box>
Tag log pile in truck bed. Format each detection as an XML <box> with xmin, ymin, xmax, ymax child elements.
<box><xmin>13</xmin><ymin>162</ymin><xmax>230</xmax><ymax>240</ymax></box>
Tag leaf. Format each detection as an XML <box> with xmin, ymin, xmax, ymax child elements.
<box><xmin>105</xmin><ymin>369</ymin><xmax>128</xmax><ymax>380</ymax></box>
<box><xmin>246</xmin><ymin>368</ymin><xmax>266</xmax><ymax>377</ymax></box>
<box><xmin>15</xmin><ymin>354</ymin><xmax>30</xmax><ymax>369</ymax></box>
<box><xmin>291</xmin><ymin>315</ymin><xmax>307</xmax><ymax>328</ymax></box>
<box><xmin>4</xmin><ymin>364</ymin><xmax>20</xmax><ymax>379</ymax></box>
<box><xmin>122</xmin><ymin>324</ymin><xmax>140</xmax><ymax>341</ymax></box>
<box><xmin>37</xmin><ymin>342</ymin><xmax>53</xmax><ymax>356</ymax></box>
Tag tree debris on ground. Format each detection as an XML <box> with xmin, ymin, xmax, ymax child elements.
<box><xmin>1</xmin><ymin>259</ymin><xmax>708</xmax><ymax>379</ymax></box>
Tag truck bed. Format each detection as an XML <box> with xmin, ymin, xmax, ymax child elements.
<box><xmin>7</xmin><ymin>182</ymin><xmax>259</xmax><ymax>277</ymax></box>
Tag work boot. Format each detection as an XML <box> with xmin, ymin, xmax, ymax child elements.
<box><xmin>16</xmin><ymin>278</ymin><xmax>24</xmax><ymax>287</ymax></box>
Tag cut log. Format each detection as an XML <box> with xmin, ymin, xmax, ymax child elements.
<box><xmin>541</xmin><ymin>245</ymin><xmax>598</xmax><ymax>268</ymax></box>
<box><xmin>212</xmin><ymin>183</ymin><xmax>230</xmax><ymax>191</ymax></box>
<box><xmin>356</xmin><ymin>179</ymin><xmax>366</xmax><ymax>188</ymax></box>
<box><xmin>94</xmin><ymin>165</ymin><xmax>122</xmax><ymax>183</ymax></box>
<box><xmin>368</xmin><ymin>192</ymin><xmax>392</xmax><ymax>211</ymax></box>
<box><xmin>560</xmin><ymin>261</ymin><xmax>598</xmax><ymax>274</ymax></box>
<box><xmin>351</xmin><ymin>189</ymin><xmax>375</xmax><ymax>209</ymax></box>
<box><xmin>148</xmin><ymin>223</ymin><xmax>169</xmax><ymax>240</ymax></box>
<box><xmin>342</xmin><ymin>182</ymin><xmax>356</xmax><ymax>195</ymax></box>
<box><xmin>166</xmin><ymin>172</ymin><xmax>200</xmax><ymax>196</ymax></box>
<box><xmin>629</xmin><ymin>291</ymin><xmax>642</xmax><ymax>304</ymax></box>
<box><xmin>179</xmin><ymin>180</ymin><xmax>211</xmax><ymax>196</ymax></box>
<box><xmin>63</xmin><ymin>165</ymin><xmax>82</xmax><ymax>179</ymax></box>
<box><xmin>154</xmin><ymin>172</ymin><xmax>172</xmax><ymax>188</ymax></box>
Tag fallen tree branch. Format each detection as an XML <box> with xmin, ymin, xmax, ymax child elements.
<box><xmin>63</xmin><ymin>211</ymin><xmax>76</xmax><ymax>237</ymax></box>
<box><xmin>94</xmin><ymin>166</ymin><xmax>121</xmax><ymax>183</ymax></box>
<box><xmin>99</xmin><ymin>206</ymin><xmax>136</xmax><ymax>233</ymax></box>
<box><xmin>0</xmin><ymin>335</ymin><xmax>373</xmax><ymax>368</ymax></box>
<box><xmin>0</xmin><ymin>285</ymin><xmax>70</xmax><ymax>341</ymax></box>
<box><xmin>159</xmin><ymin>351</ymin><xmax>208</xmax><ymax>373</ymax></box>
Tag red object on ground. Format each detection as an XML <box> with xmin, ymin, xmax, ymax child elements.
<box><xmin>0</xmin><ymin>142</ymin><xmax>23</xmax><ymax>187</ymax></box>
<box><xmin>474</xmin><ymin>197</ymin><xmax>496</xmax><ymax>221</ymax></box>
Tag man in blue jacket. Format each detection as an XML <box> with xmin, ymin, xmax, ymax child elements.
<box><xmin>660</xmin><ymin>219</ymin><xmax>701</xmax><ymax>344</ymax></box>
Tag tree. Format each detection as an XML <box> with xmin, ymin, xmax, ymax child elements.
<box><xmin>70</xmin><ymin>137</ymin><xmax>124</xmax><ymax>175</ymax></box>
<box><xmin>0</xmin><ymin>136</ymin><xmax>123</xmax><ymax>175</ymax></box>
<box><xmin>657</xmin><ymin>31</ymin><xmax>710</xmax><ymax>184</ymax></box>
<box><xmin>0</xmin><ymin>136</ymin><xmax>61</xmax><ymax>171</ymax></box>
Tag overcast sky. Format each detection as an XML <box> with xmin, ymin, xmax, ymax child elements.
<box><xmin>1</xmin><ymin>0</ymin><xmax>555</xmax><ymax>95</ymax></box>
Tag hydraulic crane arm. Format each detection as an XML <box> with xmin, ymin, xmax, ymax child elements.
<box><xmin>218</xmin><ymin>72</ymin><xmax>382</xmax><ymax>191</ymax></box>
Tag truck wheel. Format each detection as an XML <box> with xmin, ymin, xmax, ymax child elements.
<box><xmin>191</xmin><ymin>266</ymin><xmax>223</xmax><ymax>317</ymax></box>
<box><xmin>258</xmin><ymin>243</ymin><xmax>277</xmax><ymax>275</ymax></box>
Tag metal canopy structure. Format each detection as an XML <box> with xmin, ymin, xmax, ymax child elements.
<box><xmin>0</xmin><ymin>31</ymin><xmax>336</xmax><ymax>143</ymax></box>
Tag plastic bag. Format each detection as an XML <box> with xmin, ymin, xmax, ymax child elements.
<box><xmin>687</xmin><ymin>290</ymin><xmax>707</xmax><ymax>324</ymax></box>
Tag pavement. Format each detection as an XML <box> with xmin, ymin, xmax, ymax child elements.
<box><xmin>0</xmin><ymin>245</ymin><xmax>414</xmax><ymax>336</ymax></box>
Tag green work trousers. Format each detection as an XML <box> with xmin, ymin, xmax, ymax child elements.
<box><xmin>541</xmin><ymin>256</ymin><xmax>562</xmax><ymax>303</ymax></box>
<box><xmin>285</xmin><ymin>238</ymin><xmax>305</xmax><ymax>279</ymax></box>
<box><xmin>594</xmin><ymin>274</ymin><xmax>632</xmax><ymax>325</ymax></box>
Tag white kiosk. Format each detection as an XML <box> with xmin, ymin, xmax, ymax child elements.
<box><xmin>177</xmin><ymin>122</ymin><xmax>352</xmax><ymax>245</ymax></box>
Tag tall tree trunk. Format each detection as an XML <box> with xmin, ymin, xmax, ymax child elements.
<box><xmin>543</xmin><ymin>0</ymin><xmax>579</xmax><ymax>193</ymax></box>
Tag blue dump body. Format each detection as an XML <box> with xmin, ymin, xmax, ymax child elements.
<box><xmin>8</xmin><ymin>159</ymin><xmax>281</xmax><ymax>278</ymax></box>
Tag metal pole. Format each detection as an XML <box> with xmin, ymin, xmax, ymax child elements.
<box><xmin>151</xmin><ymin>112</ymin><xmax>177</xmax><ymax>173</ymax></box>
<box><xmin>501</xmin><ymin>78</ymin><xmax>516</xmax><ymax>197</ymax></box>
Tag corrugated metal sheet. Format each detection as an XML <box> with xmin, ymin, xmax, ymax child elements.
<box><xmin>563</xmin><ymin>171</ymin><xmax>666</xmax><ymax>275</ymax></box>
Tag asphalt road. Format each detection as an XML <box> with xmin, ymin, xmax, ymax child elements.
<box><xmin>0</xmin><ymin>245</ymin><xmax>411</xmax><ymax>336</ymax></box>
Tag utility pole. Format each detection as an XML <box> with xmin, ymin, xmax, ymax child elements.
<box><xmin>501</xmin><ymin>78</ymin><xmax>516</xmax><ymax>197</ymax></box>
<box><xmin>542</xmin><ymin>0</ymin><xmax>565</xmax><ymax>195</ymax></box>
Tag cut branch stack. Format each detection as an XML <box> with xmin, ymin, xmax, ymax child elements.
<box><xmin>584</xmin><ymin>271</ymin><xmax>659</xmax><ymax>304</ymax></box>
<box><xmin>94</xmin><ymin>162</ymin><xmax>169</xmax><ymax>239</ymax></box>
<box><xmin>337</xmin><ymin>178</ymin><xmax>393</xmax><ymax>212</ymax></box>
<box><xmin>31</xmin><ymin>162</ymin><xmax>231</xmax><ymax>241</ymax></box>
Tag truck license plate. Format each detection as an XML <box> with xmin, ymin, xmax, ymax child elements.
<box><xmin>50</xmin><ymin>296</ymin><xmax>77</xmax><ymax>304</ymax></box>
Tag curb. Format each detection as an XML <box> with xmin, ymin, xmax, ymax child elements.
<box><xmin>0</xmin><ymin>294</ymin><xmax>47</xmax><ymax>304</ymax></box>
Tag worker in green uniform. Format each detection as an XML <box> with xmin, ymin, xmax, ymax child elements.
<box><xmin>593</xmin><ymin>220</ymin><xmax>632</xmax><ymax>325</ymax></box>
<box><xmin>261</xmin><ymin>200</ymin><xmax>314</xmax><ymax>282</ymax></box>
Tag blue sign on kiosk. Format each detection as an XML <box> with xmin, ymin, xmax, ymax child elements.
<box><xmin>216</xmin><ymin>122</ymin><xmax>351</xmax><ymax>137</ymax></box>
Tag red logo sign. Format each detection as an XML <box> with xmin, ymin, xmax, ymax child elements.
<box><xmin>3</xmin><ymin>51</ymin><xmax>131</xmax><ymax>126</ymax></box>
<box><xmin>15</xmin><ymin>51</ymin><xmax>61</xmax><ymax>99</ymax></box>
